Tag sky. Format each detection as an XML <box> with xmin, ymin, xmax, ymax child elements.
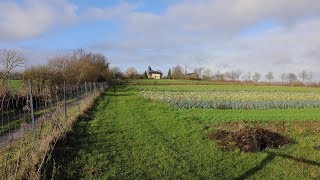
<box><xmin>1</xmin><ymin>0</ymin><xmax>320</xmax><ymax>80</ymax></box>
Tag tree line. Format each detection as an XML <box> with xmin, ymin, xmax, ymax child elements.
<box><xmin>120</xmin><ymin>65</ymin><xmax>314</xmax><ymax>85</ymax></box>
<box><xmin>165</xmin><ymin>65</ymin><xmax>314</xmax><ymax>85</ymax></box>
<box><xmin>0</xmin><ymin>49</ymin><xmax>316</xmax><ymax>86</ymax></box>
<box><xmin>0</xmin><ymin>49</ymin><xmax>122</xmax><ymax>88</ymax></box>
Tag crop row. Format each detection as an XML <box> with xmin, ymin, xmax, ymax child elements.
<box><xmin>139</xmin><ymin>90</ymin><xmax>320</xmax><ymax>109</ymax></box>
<box><xmin>140</xmin><ymin>90</ymin><xmax>320</xmax><ymax>101</ymax></box>
<box><xmin>167</xmin><ymin>99</ymin><xmax>320</xmax><ymax>109</ymax></box>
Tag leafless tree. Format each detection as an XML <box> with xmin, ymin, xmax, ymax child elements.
<box><xmin>124</xmin><ymin>67</ymin><xmax>138</xmax><ymax>79</ymax></box>
<box><xmin>193</xmin><ymin>67</ymin><xmax>205</xmax><ymax>79</ymax></box>
<box><xmin>298</xmin><ymin>70</ymin><xmax>309</xmax><ymax>84</ymax></box>
<box><xmin>242</xmin><ymin>72</ymin><xmax>252</xmax><ymax>82</ymax></box>
<box><xmin>287</xmin><ymin>73</ymin><xmax>297</xmax><ymax>84</ymax></box>
<box><xmin>172</xmin><ymin>65</ymin><xmax>185</xmax><ymax>79</ymax></box>
<box><xmin>214</xmin><ymin>71</ymin><xmax>225</xmax><ymax>81</ymax></box>
<box><xmin>280</xmin><ymin>73</ymin><xmax>287</xmax><ymax>83</ymax></box>
<box><xmin>265</xmin><ymin>72</ymin><xmax>274</xmax><ymax>82</ymax></box>
<box><xmin>225</xmin><ymin>70</ymin><xmax>241</xmax><ymax>81</ymax></box>
<box><xmin>307</xmin><ymin>72</ymin><xmax>313</xmax><ymax>83</ymax></box>
<box><xmin>252</xmin><ymin>72</ymin><xmax>261</xmax><ymax>82</ymax></box>
<box><xmin>202</xmin><ymin>68</ymin><xmax>213</xmax><ymax>80</ymax></box>
<box><xmin>0</xmin><ymin>49</ymin><xmax>28</xmax><ymax>86</ymax></box>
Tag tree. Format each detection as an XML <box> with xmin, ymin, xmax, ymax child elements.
<box><xmin>265</xmin><ymin>72</ymin><xmax>274</xmax><ymax>82</ymax></box>
<box><xmin>110</xmin><ymin>67</ymin><xmax>124</xmax><ymax>79</ymax></box>
<box><xmin>171</xmin><ymin>65</ymin><xmax>185</xmax><ymax>79</ymax></box>
<box><xmin>193</xmin><ymin>67</ymin><xmax>205</xmax><ymax>79</ymax></box>
<box><xmin>0</xmin><ymin>49</ymin><xmax>28</xmax><ymax>86</ymax></box>
<box><xmin>124</xmin><ymin>67</ymin><xmax>138</xmax><ymax>79</ymax></box>
<box><xmin>299</xmin><ymin>70</ymin><xmax>311</xmax><ymax>84</ymax></box>
<box><xmin>252</xmin><ymin>72</ymin><xmax>261</xmax><ymax>82</ymax></box>
<box><xmin>225</xmin><ymin>70</ymin><xmax>241</xmax><ymax>81</ymax></box>
<box><xmin>242</xmin><ymin>72</ymin><xmax>252</xmax><ymax>82</ymax></box>
<box><xmin>280</xmin><ymin>73</ymin><xmax>287</xmax><ymax>83</ymax></box>
<box><xmin>287</xmin><ymin>73</ymin><xmax>297</xmax><ymax>84</ymax></box>
<box><xmin>202</xmin><ymin>68</ymin><xmax>213</xmax><ymax>80</ymax></box>
<box><xmin>307</xmin><ymin>72</ymin><xmax>313</xmax><ymax>83</ymax></box>
<box><xmin>27</xmin><ymin>49</ymin><xmax>111</xmax><ymax>85</ymax></box>
<box><xmin>143</xmin><ymin>71</ymin><xmax>148</xmax><ymax>79</ymax></box>
<box><xmin>213</xmin><ymin>71</ymin><xmax>225</xmax><ymax>81</ymax></box>
<box><xmin>167</xmin><ymin>69</ymin><xmax>172</xmax><ymax>79</ymax></box>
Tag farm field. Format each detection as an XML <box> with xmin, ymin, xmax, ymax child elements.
<box><xmin>51</xmin><ymin>82</ymin><xmax>320</xmax><ymax>179</ymax></box>
<box><xmin>0</xmin><ymin>80</ymin><xmax>22</xmax><ymax>91</ymax></box>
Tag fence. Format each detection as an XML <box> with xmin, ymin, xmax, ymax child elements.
<box><xmin>0</xmin><ymin>81</ymin><xmax>108</xmax><ymax>148</ymax></box>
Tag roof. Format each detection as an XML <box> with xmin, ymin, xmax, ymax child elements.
<box><xmin>148</xmin><ymin>66</ymin><xmax>163</xmax><ymax>75</ymax></box>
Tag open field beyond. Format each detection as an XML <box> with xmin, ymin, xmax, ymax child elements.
<box><xmin>51</xmin><ymin>82</ymin><xmax>320</xmax><ymax>179</ymax></box>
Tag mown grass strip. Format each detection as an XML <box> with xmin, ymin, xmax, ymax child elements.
<box><xmin>51</xmin><ymin>86</ymin><xmax>320</xmax><ymax>179</ymax></box>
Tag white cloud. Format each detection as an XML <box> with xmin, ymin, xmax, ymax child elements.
<box><xmin>0</xmin><ymin>0</ymin><xmax>137</xmax><ymax>41</ymax></box>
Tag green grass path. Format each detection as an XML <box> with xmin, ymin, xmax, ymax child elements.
<box><xmin>52</xmin><ymin>87</ymin><xmax>320</xmax><ymax>179</ymax></box>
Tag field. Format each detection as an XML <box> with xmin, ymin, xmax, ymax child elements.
<box><xmin>0</xmin><ymin>80</ymin><xmax>23</xmax><ymax>90</ymax></box>
<box><xmin>51</xmin><ymin>80</ymin><xmax>320</xmax><ymax>179</ymax></box>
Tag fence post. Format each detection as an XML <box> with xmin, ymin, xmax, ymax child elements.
<box><xmin>85</xmin><ymin>82</ymin><xmax>87</xmax><ymax>98</ymax></box>
<box><xmin>28</xmin><ymin>80</ymin><xmax>36</xmax><ymax>147</ymax></box>
<box><xmin>77</xmin><ymin>83</ymin><xmax>80</xmax><ymax>111</ymax></box>
<box><xmin>64</xmin><ymin>81</ymin><xmax>67</xmax><ymax>121</ymax></box>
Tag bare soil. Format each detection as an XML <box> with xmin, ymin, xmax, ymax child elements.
<box><xmin>208</xmin><ymin>128</ymin><xmax>295</xmax><ymax>152</ymax></box>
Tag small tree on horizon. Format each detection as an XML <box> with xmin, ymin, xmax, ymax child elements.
<box><xmin>143</xmin><ymin>71</ymin><xmax>148</xmax><ymax>79</ymax></box>
<box><xmin>167</xmin><ymin>69</ymin><xmax>172</xmax><ymax>79</ymax></box>
<box><xmin>252</xmin><ymin>72</ymin><xmax>261</xmax><ymax>82</ymax></box>
<box><xmin>265</xmin><ymin>72</ymin><xmax>274</xmax><ymax>82</ymax></box>
<box><xmin>171</xmin><ymin>65</ymin><xmax>185</xmax><ymax>79</ymax></box>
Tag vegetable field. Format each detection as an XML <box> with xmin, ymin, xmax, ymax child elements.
<box><xmin>51</xmin><ymin>81</ymin><xmax>320</xmax><ymax>179</ymax></box>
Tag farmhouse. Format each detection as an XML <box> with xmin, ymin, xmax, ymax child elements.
<box><xmin>147</xmin><ymin>66</ymin><xmax>163</xmax><ymax>79</ymax></box>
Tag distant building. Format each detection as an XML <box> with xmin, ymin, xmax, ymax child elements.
<box><xmin>147</xmin><ymin>66</ymin><xmax>163</xmax><ymax>79</ymax></box>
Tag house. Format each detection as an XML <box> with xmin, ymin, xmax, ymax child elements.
<box><xmin>147</xmin><ymin>66</ymin><xmax>163</xmax><ymax>79</ymax></box>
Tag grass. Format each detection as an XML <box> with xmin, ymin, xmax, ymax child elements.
<box><xmin>0</xmin><ymin>90</ymin><xmax>105</xmax><ymax>179</ymax></box>
<box><xmin>9</xmin><ymin>80</ymin><xmax>23</xmax><ymax>91</ymax></box>
<box><xmin>0</xmin><ymin>80</ymin><xmax>23</xmax><ymax>91</ymax></box>
<box><xmin>51</xmin><ymin>85</ymin><xmax>320</xmax><ymax>179</ymax></box>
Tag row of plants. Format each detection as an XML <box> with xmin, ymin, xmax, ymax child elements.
<box><xmin>167</xmin><ymin>99</ymin><xmax>320</xmax><ymax>109</ymax></box>
<box><xmin>135</xmin><ymin>84</ymin><xmax>320</xmax><ymax>93</ymax></box>
<box><xmin>140</xmin><ymin>90</ymin><xmax>320</xmax><ymax>101</ymax></box>
<box><xmin>139</xmin><ymin>90</ymin><xmax>320</xmax><ymax>109</ymax></box>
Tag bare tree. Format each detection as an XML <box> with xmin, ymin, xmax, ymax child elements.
<box><xmin>252</xmin><ymin>72</ymin><xmax>261</xmax><ymax>82</ymax></box>
<box><xmin>287</xmin><ymin>73</ymin><xmax>297</xmax><ymax>84</ymax></box>
<box><xmin>193</xmin><ymin>67</ymin><xmax>205</xmax><ymax>79</ymax></box>
<box><xmin>307</xmin><ymin>72</ymin><xmax>313</xmax><ymax>83</ymax></box>
<box><xmin>280</xmin><ymin>73</ymin><xmax>287</xmax><ymax>83</ymax></box>
<box><xmin>265</xmin><ymin>72</ymin><xmax>274</xmax><ymax>82</ymax></box>
<box><xmin>242</xmin><ymin>72</ymin><xmax>252</xmax><ymax>82</ymax></box>
<box><xmin>202</xmin><ymin>68</ymin><xmax>213</xmax><ymax>80</ymax></box>
<box><xmin>0</xmin><ymin>49</ymin><xmax>27</xmax><ymax>86</ymax></box>
<box><xmin>171</xmin><ymin>65</ymin><xmax>185</xmax><ymax>79</ymax></box>
<box><xmin>214</xmin><ymin>71</ymin><xmax>225</xmax><ymax>81</ymax></box>
<box><xmin>124</xmin><ymin>67</ymin><xmax>138</xmax><ymax>79</ymax></box>
<box><xmin>225</xmin><ymin>70</ymin><xmax>241</xmax><ymax>81</ymax></box>
<box><xmin>298</xmin><ymin>70</ymin><xmax>309</xmax><ymax>84</ymax></box>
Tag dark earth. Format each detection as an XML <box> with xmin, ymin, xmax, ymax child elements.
<box><xmin>209</xmin><ymin>128</ymin><xmax>295</xmax><ymax>152</ymax></box>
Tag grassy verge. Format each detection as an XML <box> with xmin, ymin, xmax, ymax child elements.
<box><xmin>49</xmin><ymin>86</ymin><xmax>320</xmax><ymax>179</ymax></box>
<box><xmin>0</xmin><ymin>89</ymin><xmax>106</xmax><ymax>179</ymax></box>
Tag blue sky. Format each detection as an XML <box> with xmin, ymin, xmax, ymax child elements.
<box><xmin>1</xmin><ymin>0</ymin><xmax>320</xmax><ymax>80</ymax></box>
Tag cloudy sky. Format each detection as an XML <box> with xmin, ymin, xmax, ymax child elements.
<box><xmin>1</xmin><ymin>0</ymin><xmax>320</xmax><ymax>80</ymax></box>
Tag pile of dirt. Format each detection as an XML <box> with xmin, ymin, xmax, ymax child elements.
<box><xmin>208</xmin><ymin>128</ymin><xmax>294</xmax><ymax>152</ymax></box>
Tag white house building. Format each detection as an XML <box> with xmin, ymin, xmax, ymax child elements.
<box><xmin>147</xmin><ymin>66</ymin><xmax>163</xmax><ymax>79</ymax></box>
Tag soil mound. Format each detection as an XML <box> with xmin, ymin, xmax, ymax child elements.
<box><xmin>208</xmin><ymin>128</ymin><xmax>294</xmax><ymax>152</ymax></box>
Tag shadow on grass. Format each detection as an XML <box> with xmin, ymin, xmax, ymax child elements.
<box><xmin>235</xmin><ymin>151</ymin><xmax>320</xmax><ymax>180</ymax></box>
<box><xmin>42</xmin><ymin>90</ymin><xmax>116</xmax><ymax>179</ymax></box>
